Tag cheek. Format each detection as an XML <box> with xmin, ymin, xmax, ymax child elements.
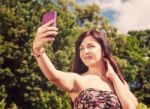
<box><xmin>79</xmin><ymin>51</ymin><xmax>88</xmax><ymax>65</ymax></box>
<box><xmin>94</xmin><ymin>48</ymin><xmax>103</xmax><ymax>60</ymax></box>
<box><xmin>96</xmin><ymin>53</ymin><xmax>102</xmax><ymax>60</ymax></box>
<box><xmin>79</xmin><ymin>52</ymin><xmax>84</xmax><ymax>61</ymax></box>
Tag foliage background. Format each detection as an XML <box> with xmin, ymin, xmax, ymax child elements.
<box><xmin>0</xmin><ymin>0</ymin><xmax>149</xmax><ymax>109</ymax></box>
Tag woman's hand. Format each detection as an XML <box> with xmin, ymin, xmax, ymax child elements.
<box><xmin>33</xmin><ymin>20</ymin><xmax>58</xmax><ymax>51</ymax></box>
<box><xmin>105</xmin><ymin>59</ymin><xmax>118</xmax><ymax>80</ymax></box>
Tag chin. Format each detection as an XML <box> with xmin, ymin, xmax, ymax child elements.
<box><xmin>85</xmin><ymin>62</ymin><xmax>97</xmax><ymax>67</ymax></box>
<box><xmin>84</xmin><ymin>60</ymin><xmax>100</xmax><ymax>67</ymax></box>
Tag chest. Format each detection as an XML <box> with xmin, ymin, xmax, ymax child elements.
<box><xmin>69</xmin><ymin>75</ymin><xmax>114</xmax><ymax>101</ymax></box>
<box><xmin>73</xmin><ymin>88</ymin><xmax>121</xmax><ymax>109</ymax></box>
<box><xmin>81</xmin><ymin>75</ymin><xmax>113</xmax><ymax>90</ymax></box>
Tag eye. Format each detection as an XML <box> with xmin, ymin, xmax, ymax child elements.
<box><xmin>88</xmin><ymin>45</ymin><xmax>95</xmax><ymax>48</ymax></box>
<box><xmin>79</xmin><ymin>47</ymin><xmax>84</xmax><ymax>51</ymax></box>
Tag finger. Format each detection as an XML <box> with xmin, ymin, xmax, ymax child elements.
<box><xmin>37</xmin><ymin>25</ymin><xmax>58</xmax><ymax>34</ymax></box>
<box><xmin>43</xmin><ymin>37</ymin><xmax>55</xmax><ymax>43</ymax></box>
<box><xmin>41</xmin><ymin>27</ymin><xmax>58</xmax><ymax>33</ymax></box>
<box><xmin>105</xmin><ymin>59</ymin><xmax>115</xmax><ymax>73</ymax></box>
<box><xmin>106</xmin><ymin>72</ymin><xmax>109</xmax><ymax>77</ymax></box>
<box><xmin>41</xmin><ymin>31</ymin><xmax>58</xmax><ymax>38</ymax></box>
<box><xmin>104</xmin><ymin>58</ymin><xmax>114</xmax><ymax>71</ymax></box>
<box><xmin>42</xmin><ymin>19</ymin><xmax>56</xmax><ymax>28</ymax></box>
<box><xmin>104</xmin><ymin>58</ymin><xmax>110</xmax><ymax>66</ymax></box>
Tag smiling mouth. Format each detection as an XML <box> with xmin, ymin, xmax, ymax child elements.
<box><xmin>84</xmin><ymin>56</ymin><xmax>92</xmax><ymax>59</ymax></box>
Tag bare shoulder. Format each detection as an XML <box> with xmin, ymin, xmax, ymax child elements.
<box><xmin>67</xmin><ymin>72</ymin><xmax>82</xmax><ymax>78</ymax></box>
<box><xmin>81</xmin><ymin>72</ymin><xmax>88</xmax><ymax>76</ymax></box>
<box><xmin>68</xmin><ymin>72</ymin><xmax>86</xmax><ymax>91</ymax></box>
<box><xmin>67</xmin><ymin>72</ymin><xmax>87</xmax><ymax>101</ymax></box>
<box><xmin>70</xmin><ymin>72</ymin><xmax>85</xmax><ymax>82</ymax></box>
<box><xmin>68</xmin><ymin>72</ymin><xmax>86</xmax><ymax>79</ymax></box>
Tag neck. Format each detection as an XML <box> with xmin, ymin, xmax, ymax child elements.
<box><xmin>88</xmin><ymin>59</ymin><xmax>106</xmax><ymax>76</ymax></box>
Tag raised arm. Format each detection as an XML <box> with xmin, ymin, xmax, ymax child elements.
<box><xmin>106</xmin><ymin>60</ymin><xmax>138</xmax><ymax>109</ymax></box>
<box><xmin>32</xmin><ymin>20</ymin><xmax>80</xmax><ymax>92</ymax></box>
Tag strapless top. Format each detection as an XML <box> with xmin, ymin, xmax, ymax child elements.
<box><xmin>73</xmin><ymin>88</ymin><xmax>122</xmax><ymax>109</ymax></box>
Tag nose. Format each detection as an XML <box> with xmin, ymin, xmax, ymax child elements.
<box><xmin>84</xmin><ymin>48</ymin><xmax>90</xmax><ymax>54</ymax></box>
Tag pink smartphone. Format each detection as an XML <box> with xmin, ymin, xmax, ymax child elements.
<box><xmin>41</xmin><ymin>11</ymin><xmax>57</xmax><ymax>26</ymax></box>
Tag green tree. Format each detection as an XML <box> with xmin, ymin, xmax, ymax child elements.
<box><xmin>128</xmin><ymin>30</ymin><xmax>150</xmax><ymax>107</ymax></box>
<box><xmin>0</xmin><ymin>0</ymin><xmax>76</xmax><ymax>108</ymax></box>
<box><xmin>0</xmin><ymin>0</ymin><xmax>149</xmax><ymax>108</ymax></box>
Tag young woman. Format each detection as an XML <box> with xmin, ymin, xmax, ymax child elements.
<box><xmin>32</xmin><ymin>20</ymin><xmax>138</xmax><ymax>109</ymax></box>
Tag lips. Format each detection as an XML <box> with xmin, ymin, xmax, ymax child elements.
<box><xmin>84</xmin><ymin>56</ymin><xmax>92</xmax><ymax>59</ymax></box>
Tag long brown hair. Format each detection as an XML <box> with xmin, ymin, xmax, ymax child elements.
<box><xmin>70</xmin><ymin>29</ymin><xmax>125</xmax><ymax>83</ymax></box>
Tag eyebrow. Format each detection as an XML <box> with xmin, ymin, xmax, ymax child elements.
<box><xmin>80</xmin><ymin>43</ymin><xmax>94</xmax><ymax>48</ymax></box>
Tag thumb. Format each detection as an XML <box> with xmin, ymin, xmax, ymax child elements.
<box><xmin>106</xmin><ymin>71</ymin><xmax>109</xmax><ymax>77</ymax></box>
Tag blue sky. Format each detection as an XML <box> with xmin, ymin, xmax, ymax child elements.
<box><xmin>101</xmin><ymin>9</ymin><xmax>117</xmax><ymax>23</ymax></box>
<box><xmin>75</xmin><ymin>0</ymin><xmax>150</xmax><ymax>33</ymax></box>
<box><xmin>76</xmin><ymin>0</ymin><xmax>116</xmax><ymax>23</ymax></box>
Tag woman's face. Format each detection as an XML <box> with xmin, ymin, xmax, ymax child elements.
<box><xmin>79</xmin><ymin>35</ymin><xmax>103</xmax><ymax>67</ymax></box>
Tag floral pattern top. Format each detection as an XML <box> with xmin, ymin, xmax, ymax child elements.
<box><xmin>73</xmin><ymin>88</ymin><xmax>122</xmax><ymax>109</ymax></box>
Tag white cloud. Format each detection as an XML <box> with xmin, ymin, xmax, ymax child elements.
<box><xmin>76</xmin><ymin>0</ymin><xmax>150</xmax><ymax>33</ymax></box>
<box><xmin>112</xmin><ymin>0</ymin><xmax>150</xmax><ymax>33</ymax></box>
<box><xmin>99</xmin><ymin>0</ymin><xmax>123</xmax><ymax>11</ymax></box>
